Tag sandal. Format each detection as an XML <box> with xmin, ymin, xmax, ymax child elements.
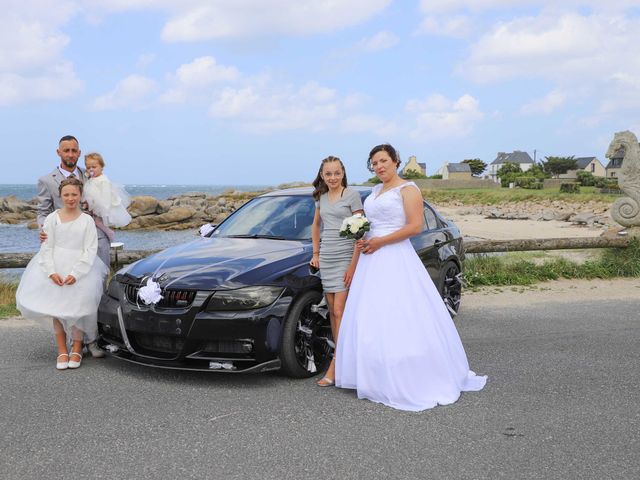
<box><xmin>56</xmin><ymin>353</ymin><xmax>69</xmax><ymax>370</ymax></box>
<box><xmin>316</xmin><ymin>377</ymin><xmax>335</xmax><ymax>387</ymax></box>
<box><xmin>68</xmin><ymin>352</ymin><xmax>82</xmax><ymax>369</ymax></box>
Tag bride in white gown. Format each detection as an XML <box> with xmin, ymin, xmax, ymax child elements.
<box><xmin>335</xmin><ymin>144</ymin><xmax>486</xmax><ymax>411</ymax></box>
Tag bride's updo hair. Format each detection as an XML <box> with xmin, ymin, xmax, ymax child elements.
<box><xmin>58</xmin><ymin>176</ymin><xmax>84</xmax><ymax>196</ymax></box>
<box><xmin>312</xmin><ymin>156</ymin><xmax>348</xmax><ymax>201</ymax></box>
<box><xmin>367</xmin><ymin>144</ymin><xmax>401</xmax><ymax>172</ymax></box>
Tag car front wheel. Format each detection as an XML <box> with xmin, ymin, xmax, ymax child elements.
<box><xmin>279</xmin><ymin>290</ymin><xmax>333</xmax><ymax>378</ymax></box>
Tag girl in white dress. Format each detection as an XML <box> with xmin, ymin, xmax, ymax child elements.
<box><xmin>335</xmin><ymin>144</ymin><xmax>487</xmax><ymax>411</ymax></box>
<box><xmin>16</xmin><ymin>177</ymin><xmax>108</xmax><ymax>370</ymax></box>
<box><xmin>83</xmin><ymin>152</ymin><xmax>131</xmax><ymax>230</ymax></box>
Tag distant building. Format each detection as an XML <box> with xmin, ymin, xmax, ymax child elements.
<box><xmin>488</xmin><ymin>151</ymin><xmax>535</xmax><ymax>182</ymax></box>
<box><xmin>401</xmin><ymin>155</ymin><xmax>426</xmax><ymax>176</ymax></box>
<box><xmin>443</xmin><ymin>162</ymin><xmax>472</xmax><ymax>180</ymax></box>
<box><xmin>605</xmin><ymin>147</ymin><xmax>625</xmax><ymax>178</ymax></box>
<box><xmin>559</xmin><ymin>156</ymin><xmax>606</xmax><ymax>179</ymax></box>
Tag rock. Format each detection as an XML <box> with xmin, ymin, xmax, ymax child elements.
<box><xmin>570</xmin><ymin>212</ymin><xmax>597</xmax><ymax>225</ymax></box>
<box><xmin>554</xmin><ymin>211</ymin><xmax>573</xmax><ymax>221</ymax></box>
<box><xmin>156</xmin><ymin>200</ymin><xmax>172</xmax><ymax>214</ymax></box>
<box><xmin>0</xmin><ymin>195</ymin><xmax>35</xmax><ymax>214</ymax></box>
<box><xmin>128</xmin><ymin>206</ymin><xmax>195</xmax><ymax>228</ymax></box>
<box><xmin>487</xmin><ymin>208</ymin><xmax>501</xmax><ymax>218</ymax></box>
<box><xmin>541</xmin><ymin>210</ymin><xmax>556</xmax><ymax>221</ymax></box>
<box><xmin>128</xmin><ymin>196</ymin><xmax>159</xmax><ymax>217</ymax></box>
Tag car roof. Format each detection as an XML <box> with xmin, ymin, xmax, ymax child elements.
<box><xmin>260</xmin><ymin>185</ymin><xmax>374</xmax><ymax>197</ymax></box>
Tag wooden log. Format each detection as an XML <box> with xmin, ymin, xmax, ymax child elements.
<box><xmin>464</xmin><ymin>236</ymin><xmax>631</xmax><ymax>254</ymax></box>
<box><xmin>0</xmin><ymin>249</ymin><xmax>161</xmax><ymax>269</ymax></box>
<box><xmin>0</xmin><ymin>237</ymin><xmax>632</xmax><ymax>268</ymax></box>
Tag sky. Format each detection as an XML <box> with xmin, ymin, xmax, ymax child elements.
<box><xmin>2</xmin><ymin>0</ymin><xmax>640</xmax><ymax>185</ymax></box>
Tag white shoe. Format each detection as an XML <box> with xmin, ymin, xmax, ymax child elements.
<box><xmin>86</xmin><ymin>342</ymin><xmax>105</xmax><ymax>358</ymax></box>
<box><xmin>56</xmin><ymin>353</ymin><xmax>69</xmax><ymax>370</ymax></box>
<box><xmin>68</xmin><ymin>352</ymin><xmax>83</xmax><ymax>369</ymax></box>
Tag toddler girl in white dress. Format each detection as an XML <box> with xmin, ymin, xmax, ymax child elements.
<box><xmin>83</xmin><ymin>152</ymin><xmax>131</xmax><ymax>231</ymax></box>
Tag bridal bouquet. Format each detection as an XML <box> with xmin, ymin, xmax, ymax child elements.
<box><xmin>339</xmin><ymin>213</ymin><xmax>370</xmax><ymax>240</ymax></box>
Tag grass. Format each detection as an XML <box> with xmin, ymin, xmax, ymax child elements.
<box><xmin>464</xmin><ymin>239</ymin><xmax>640</xmax><ymax>287</ymax></box>
<box><xmin>0</xmin><ymin>279</ymin><xmax>19</xmax><ymax>319</ymax></box>
<box><xmin>420</xmin><ymin>187</ymin><xmax>618</xmax><ymax>205</ymax></box>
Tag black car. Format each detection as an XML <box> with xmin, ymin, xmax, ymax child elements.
<box><xmin>97</xmin><ymin>186</ymin><xmax>464</xmax><ymax>377</ymax></box>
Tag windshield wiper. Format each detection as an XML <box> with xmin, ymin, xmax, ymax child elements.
<box><xmin>226</xmin><ymin>234</ymin><xmax>287</xmax><ymax>240</ymax></box>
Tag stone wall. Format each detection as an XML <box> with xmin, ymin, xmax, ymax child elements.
<box><xmin>412</xmin><ymin>179</ymin><xmax>500</xmax><ymax>190</ymax></box>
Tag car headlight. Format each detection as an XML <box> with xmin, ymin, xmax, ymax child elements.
<box><xmin>205</xmin><ymin>286</ymin><xmax>284</xmax><ymax>311</ymax></box>
<box><xmin>106</xmin><ymin>278</ymin><xmax>121</xmax><ymax>299</ymax></box>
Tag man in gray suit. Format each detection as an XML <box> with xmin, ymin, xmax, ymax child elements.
<box><xmin>37</xmin><ymin>135</ymin><xmax>108</xmax><ymax>358</ymax></box>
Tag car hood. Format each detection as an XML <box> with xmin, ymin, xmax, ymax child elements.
<box><xmin>120</xmin><ymin>236</ymin><xmax>307</xmax><ymax>290</ymax></box>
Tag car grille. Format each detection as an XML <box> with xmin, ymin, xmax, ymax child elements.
<box><xmin>124</xmin><ymin>283</ymin><xmax>197</xmax><ymax>309</ymax></box>
<box><xmin>199</xmin><ymin>340</ymin><xmax>254</xmax><ymax>355</ymax></box>
<box><xmin>132</xmin><ymin>333</ymin><xmax>186</xmax><ymax>354</ymax></box>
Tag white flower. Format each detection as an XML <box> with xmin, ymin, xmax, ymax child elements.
<box><xmin>349</xmin><ymin>223</ymin><xmax>359</xmax><ymax>234</ymax></box>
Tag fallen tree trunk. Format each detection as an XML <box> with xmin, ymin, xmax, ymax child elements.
<box><xmin>0</xmin><ymin>249</ymin><xmax>161</xmax><ymax>269</ymax></box>
<box><xmin>464</xmin><ymin>236</ymin><xmax>631</xmax><ymax>254</ymax></box>
<box><xmin>0</xmin><ymin>237</ymin><xmax>631</xmax><ymax>269</ymax></box>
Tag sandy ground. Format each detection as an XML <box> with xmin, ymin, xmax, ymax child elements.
<box><xmin>437</xmin><ymin>206</ymin><xmax>607</xmax><ymax>240</ymax></box>
<box><xmin>463</xmin><ymin>277</ymin><xmax>640</xmax><ymax>306</ymax></box>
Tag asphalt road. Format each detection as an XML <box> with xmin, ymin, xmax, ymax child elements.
<box><xmin>1</xmin><ymin>298</ymin><xmax>638</xmax><ymax>480</ymax></box>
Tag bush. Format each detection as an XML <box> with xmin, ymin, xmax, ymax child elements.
<box><xmin>515</xmin><ymin>177</ymin><xmax>543</xmax><ymax>189</ymax></box>
<box><xmin>428</xmin><ymin>174</ymin><xmax>442</xmax><ymax>179</ymax></box>
<box><xmin>576</xmin><ymin>171</ymin><xmax>595</xmax><ymax>186</ymax></box>
<box><xmin>560</xmin><ymin>183</ymin><xmax>580</xmax><ymax>193</ymax></box>
<box><xmin>402</xmin><ymin>170</ymin><xmax>427</xmax><ymax>179</ymax></box>
<box><xmin>366</xmin><ymin>175</ymin><xmax>382</xmax><ymax>184</ymax></box>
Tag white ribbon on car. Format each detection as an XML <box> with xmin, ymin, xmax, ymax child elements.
<box><xmin>138</xmin><ymin>277</ymin><xmax>164</xmax><ymax>305</ymax></box>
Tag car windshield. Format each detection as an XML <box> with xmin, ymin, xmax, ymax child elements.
<box><xmin>212</xmin><ymin>195</ymin><xmax>316</xmax><ymax>240</ymax></box>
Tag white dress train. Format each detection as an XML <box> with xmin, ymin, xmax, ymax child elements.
<box><xmin>16</xmin><ymin>211</ymin><xmax>108</xmax><ymax>342</ymax></box>
<box><xmin>335</xmin><ymin>182</ymin><xmax>486</xmax><ymax>411</ymax></box>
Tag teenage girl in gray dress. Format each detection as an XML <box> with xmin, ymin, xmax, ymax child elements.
<box><xmin>310</xmin><ymin>156</ymin><xmax>364</xmax><ymax>386</ymax></box>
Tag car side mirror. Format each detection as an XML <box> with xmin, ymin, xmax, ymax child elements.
<box><xmin>198</xmin><ymin>223</ymin><xmax>217</xmax><ymax>237</ymax></box>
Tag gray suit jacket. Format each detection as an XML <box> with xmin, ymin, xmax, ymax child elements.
<box><xmin>36</xmin><ymin>167</ymin><xmax>87</xmax><ymax>227</ymax></box>
<box><xmin>36</xmin><ymin>165</ymin><xmax>110</xmax><ymax>268</ymax></box>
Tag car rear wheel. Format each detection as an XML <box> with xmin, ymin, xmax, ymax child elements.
<box><xmin>439</xmin><ymin>260</ymin><xmax>462</xmax><ymax>317</ymax></box>
<box><xmin>279</xmin><ymin>290</ymin><xmax>333</xmax><ymax>378</ymax></box>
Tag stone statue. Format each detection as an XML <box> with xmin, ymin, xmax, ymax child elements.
<box><xmin>606</xmin><ymin>130</ymin><xmax>640</xmax><ymax>230</ymax></box>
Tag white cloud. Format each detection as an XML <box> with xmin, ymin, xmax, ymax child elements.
<box><xmin>354</xmin><ymin>31</ymin><xmax>399</xmax><ymax>52</ymax></box>
<box><xmin>92</xmin><ymin>74</ymin><xmax>157</xmax><ymax>110</ymax></box>
<box><xmin>419</xmin><ymin>0</ymin><xmax>640</xmax><ymax>14</ymax></box>
<box><xmin>160</xmin><ymin>0</ymin><xmax>392</xmax><ymax>42</ymax></box>
<box><xmin>0</xmin><ymin>0</ymin><xmax>82</xmax><ymax>105</ymax></box>
<box><xmin>341</xmin><ymin>114</ymin><xmax>398</xmax><ymax>137</ymax></box>
<box><xmin>416</xmin><ymin>15</ymin><xmax>473</xmax><ymax>38</ymax></box>
<box><xmin>405</xmin><ymin>93</ymin><xmax>484</xmax><ymax>140</ymax></box>
<box><xmin>208</xmin><ymin>80</ymin><xmax>341</xmax><ymax>133</ymax></box>
<box><xmin>160</xmin><ymin>56</ymin><xmax>240</xmax><ymax>104</ymax></box>
<box><xmin>461</xmin><ymin>13</ymin><xmax>640</xmax><ymax>83</ymax></box>
<box><xmin>520</xmin><ymin>89</ymin><xmax>566</xmax><ymax>115</ymax></box>
<box><xmin>0</xmin><ymin>62</ymin><xmax>82</xmax><ymax>106</ymax></box>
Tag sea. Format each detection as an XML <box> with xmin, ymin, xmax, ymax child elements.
<box><xmin>0</xmin><ymin>184</ymin><xmax>267</xmax><ymax>280</ymax></box>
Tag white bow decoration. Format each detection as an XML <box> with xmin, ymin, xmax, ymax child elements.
<box><xmin>138</xmin><ymin>277</ymin><xmax>164</xmax><ymax>305</ymax></box>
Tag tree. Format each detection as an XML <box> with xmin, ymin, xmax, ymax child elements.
<box><xmin>461</xmin><ymin>158</ymin><xmax>487</xmax><ymax>176</ymax></box>
<box><xmin>542</xmin><ymin>156</ymin><xmax>578</xmax><ymax>178</ymax></box>
<box><xmin>402</xmin><ymin>170</ymin><xmax>427</xmax><ymax>179</ymax></box>
<box><xmin>496</xmin><ymin>161</ymin><xmax>523</xmax><ymax>187</ymax></box>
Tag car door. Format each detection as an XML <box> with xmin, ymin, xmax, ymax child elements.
<box><xmin>410</xmin><ymin>202</ymin><xmax>448</xmax><ymax>283</ymax></box>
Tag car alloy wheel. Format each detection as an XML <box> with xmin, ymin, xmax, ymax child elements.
<box><xmin>440</xmin><ymin>261</ymin><xmax>462</xmax><ymax>317</ymax></box>
<box><xmin>279</xmin><ymin>290</ymin><xmax>334</xmax><ymax>378</ymax></box>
